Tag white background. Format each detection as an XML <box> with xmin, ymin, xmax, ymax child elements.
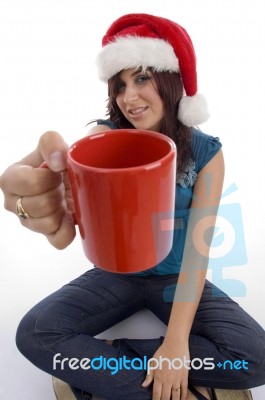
<box><xmin>0</xmin><ymin>0</ymin><xmax>264</xmax><ymax>399</ymax></box>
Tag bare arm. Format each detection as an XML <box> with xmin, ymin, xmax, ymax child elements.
<box><xmin>143</xmin><ymin>149</ymin><xmax>224</xmax><ymax>400</ymax></box>
<box><xmin>165</xmin><ymin>149</ymin><xmax>225</xmax><ymax>343</ymax></box>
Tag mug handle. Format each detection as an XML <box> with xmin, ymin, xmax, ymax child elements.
<box><xmin>39</xmin><ymin>162</ymin><xmax>77</xmax><ymax>225</ymax></box>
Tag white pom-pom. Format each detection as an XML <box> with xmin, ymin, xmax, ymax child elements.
<box><xmin>178</xmin><ymin>93</ymin><xmax>209</xmax><ymax>127</ymax></box>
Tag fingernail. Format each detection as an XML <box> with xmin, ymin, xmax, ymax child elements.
<box><xmin>49</xmin><ymin>151</ymin><xmax>66</xmax><ymax>171</ymax></box>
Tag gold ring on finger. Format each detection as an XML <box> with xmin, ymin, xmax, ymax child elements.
<box><xmin>16</xmin><ymin>196</ymin><xmax>30</xmax><ymax>219</ymax></box>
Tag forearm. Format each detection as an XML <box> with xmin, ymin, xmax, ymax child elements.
<box><xmin>164</xmin><ymin>206</ymin><xmax>219</xmax><ymax>343</ymax></box>
<box><xmin>164</xmin><ymin>268</ymin><xmax>207</xmax><ymax>344</ymax></box>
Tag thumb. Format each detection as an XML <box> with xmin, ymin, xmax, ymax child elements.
<box><xmin>142</xmin><ymin>370</ymin><xmax>154</xmax><ymax>387</ymax></box>
<box><xmin>37</xmin><ymin>131</ymin><xmax>68</xmax><ymax>172</ymax></box>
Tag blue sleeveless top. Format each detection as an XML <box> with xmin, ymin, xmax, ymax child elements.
<box><xmin>96</xmin><ymin>120</ymin><xmax>222</xmax><ymax>275</ymax></box>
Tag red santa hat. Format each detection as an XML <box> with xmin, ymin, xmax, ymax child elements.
<box><xmin>96</xmin><ymin>13</ymin><xmax>209</xmax><ymax>127</ymax></box>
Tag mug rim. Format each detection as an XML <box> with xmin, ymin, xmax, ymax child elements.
<box><xmin>67</xmin><ymin>129</ymin><xmax>176</xmax><ymax>173</ymax></box>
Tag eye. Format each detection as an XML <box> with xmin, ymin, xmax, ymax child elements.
<box><xmin>135</xmin><ymin>74</ymin><xmax>150</xmax><ymax>84</ymax></box>
<box><xmin>116</xmin><ymin>80</ymin><xmax>126</xmax><ymax>93</ymax></box>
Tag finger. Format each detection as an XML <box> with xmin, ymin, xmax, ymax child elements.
<box><xmin>142</xmin><ymin>370</ymin><xmax>154</xmax><ymax>387</ymax></box>
<box><xmin>162</xmin><ymin>385</ymin><xmax>175</xmax><ymax>400</ymax></box>
<box><xmin>180</xmin><ymin>384</ymin><xmax>188</xmax><ymax>400</ymax></box>
<box><xmin>172</xmin><ymin>387</ymin><xmax>181</xmax><ymax>400</ymax></box>
<box><xmin>18</xmin><ymin>205</ymin><xmax>76</xmax><ymax>250</ymax></box>
<box><xmin>46</xmin><ymin>213</ymin><xmax>76</xmax><ymax>249</ymax></box>
<box><xmin>1</xmin><ymin>165</ymin><xmax>63</xmax><ymax>200</ymax></box>
<box><xmin>152</xmin><ymin>379</ymin><xmax>162</xmax><ymax>400</ymax></box>
<box><xmin>19</xmin><ymin>207</ymin><xmax>66</xmax><ymax>235</ymax></box>
<box><xmin>179</xmin><ymin>379</ymin><xmax>188</xmax><ymax>400</ymax></box>
<box><xmin>8</xmin><ymin>183</ymin><xmax>65</xmax><ymax>218</ymax></box>
<box><xmin>23</xmin><ymin>184</ymin><xmax>65</xmax><ymax>218</ymax></box>
<box><xmin>37</xmin><ymin>131</ymin><xmax>68</xmax><ymax>172</ymax></box>
<box><xmin>15</xmin><ymin>131</ymin><xmax>68</xmax><ymax>169</ymax></box>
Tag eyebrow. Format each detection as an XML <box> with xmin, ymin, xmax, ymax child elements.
<box><xmin>118</xmin><ymin>68</ymin><xmax>149</xmax><ymax>84</ymax></box>
<box><xmin>130</xmin><ymin>68</ymin><xmax>145</xmax><ymax>77</ymax></box>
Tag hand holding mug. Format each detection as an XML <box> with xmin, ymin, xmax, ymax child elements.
<box><xmin>1</xmin><ymin>129</ymin><xmax>176</xmax><ymax>273</ymax></box>
<box><xmin>0</xmin><ymin>131</ymin><xmax>76</xmax><ymax>249</ymax></box>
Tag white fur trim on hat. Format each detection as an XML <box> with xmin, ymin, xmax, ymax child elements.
<box><xmin>96</xmin><ymin>36</ymin><xmax>179</xmax><ymax>82</ymax></box>
<box><xmin>178</xmin><ymin>93</ymin><xmax>209</xmax><ymax>127</ymax></box>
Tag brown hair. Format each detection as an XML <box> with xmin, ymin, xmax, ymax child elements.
<box><xmin>106</xmin><ymin>69</ymin><xmax>193</xmax><ymax>174</ymax></box>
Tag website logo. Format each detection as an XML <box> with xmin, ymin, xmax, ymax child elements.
<box><xmin>53</xmin><ymin>353</ymin><xmax>248</xmax><ymax>375</ymax></box>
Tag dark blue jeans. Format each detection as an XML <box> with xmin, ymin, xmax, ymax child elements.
<box><xmin>16</xmin><ymin>268</ymin><xmax>265</xmax><ymax>399</ymax></box>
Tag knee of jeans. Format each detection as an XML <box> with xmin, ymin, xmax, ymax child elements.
<box><xmin>234</xmin><ymin>333</ymin><xmax>265</xmax><ymax>387</ymax></box>
<box><xmin>16</xmin><ymin>308</ymin><xmax>40</xmax><ymax>360</ymax></box>
<box><xmin>248</xmin><ymin>341</ymin><xmax>265</xmax><ymax>387</ymax></box>
<box><xmin>16</xmin><ymin>305</ymin><xmax>72</xmax><ymax>357</ymax></box>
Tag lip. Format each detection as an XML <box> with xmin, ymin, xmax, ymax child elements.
<box><xmin>128</xmin><ymin>106</ymin><xmax>148</xmax><ymax>119</ymax></box>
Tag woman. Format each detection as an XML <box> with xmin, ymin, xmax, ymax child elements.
<box><xmin>0</xmin><ymin>13</ymin><xmax>264</xmax><ymax>400</ymax></box>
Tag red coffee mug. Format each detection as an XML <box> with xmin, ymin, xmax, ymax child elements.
<box><xmin>67</xmin><ymin>129</ymin><xmax>176</xmax><ymax>273</ymax></box>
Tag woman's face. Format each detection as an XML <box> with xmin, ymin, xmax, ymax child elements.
<box><xmin>115</xmin><ymin>69</ymin><xmax>164</xmax><ymax>132</ymax></box>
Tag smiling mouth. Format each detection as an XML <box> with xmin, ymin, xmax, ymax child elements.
<box><xmin>128</xmin><ymin>107</ymin><xmax>148</xmax><ymax>118</ymax></box>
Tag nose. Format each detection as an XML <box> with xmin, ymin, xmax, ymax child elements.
<box><xmin>122</xmin><ymin>85</ymin><xmax>139</xmax><ymax>104</ymax></box>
